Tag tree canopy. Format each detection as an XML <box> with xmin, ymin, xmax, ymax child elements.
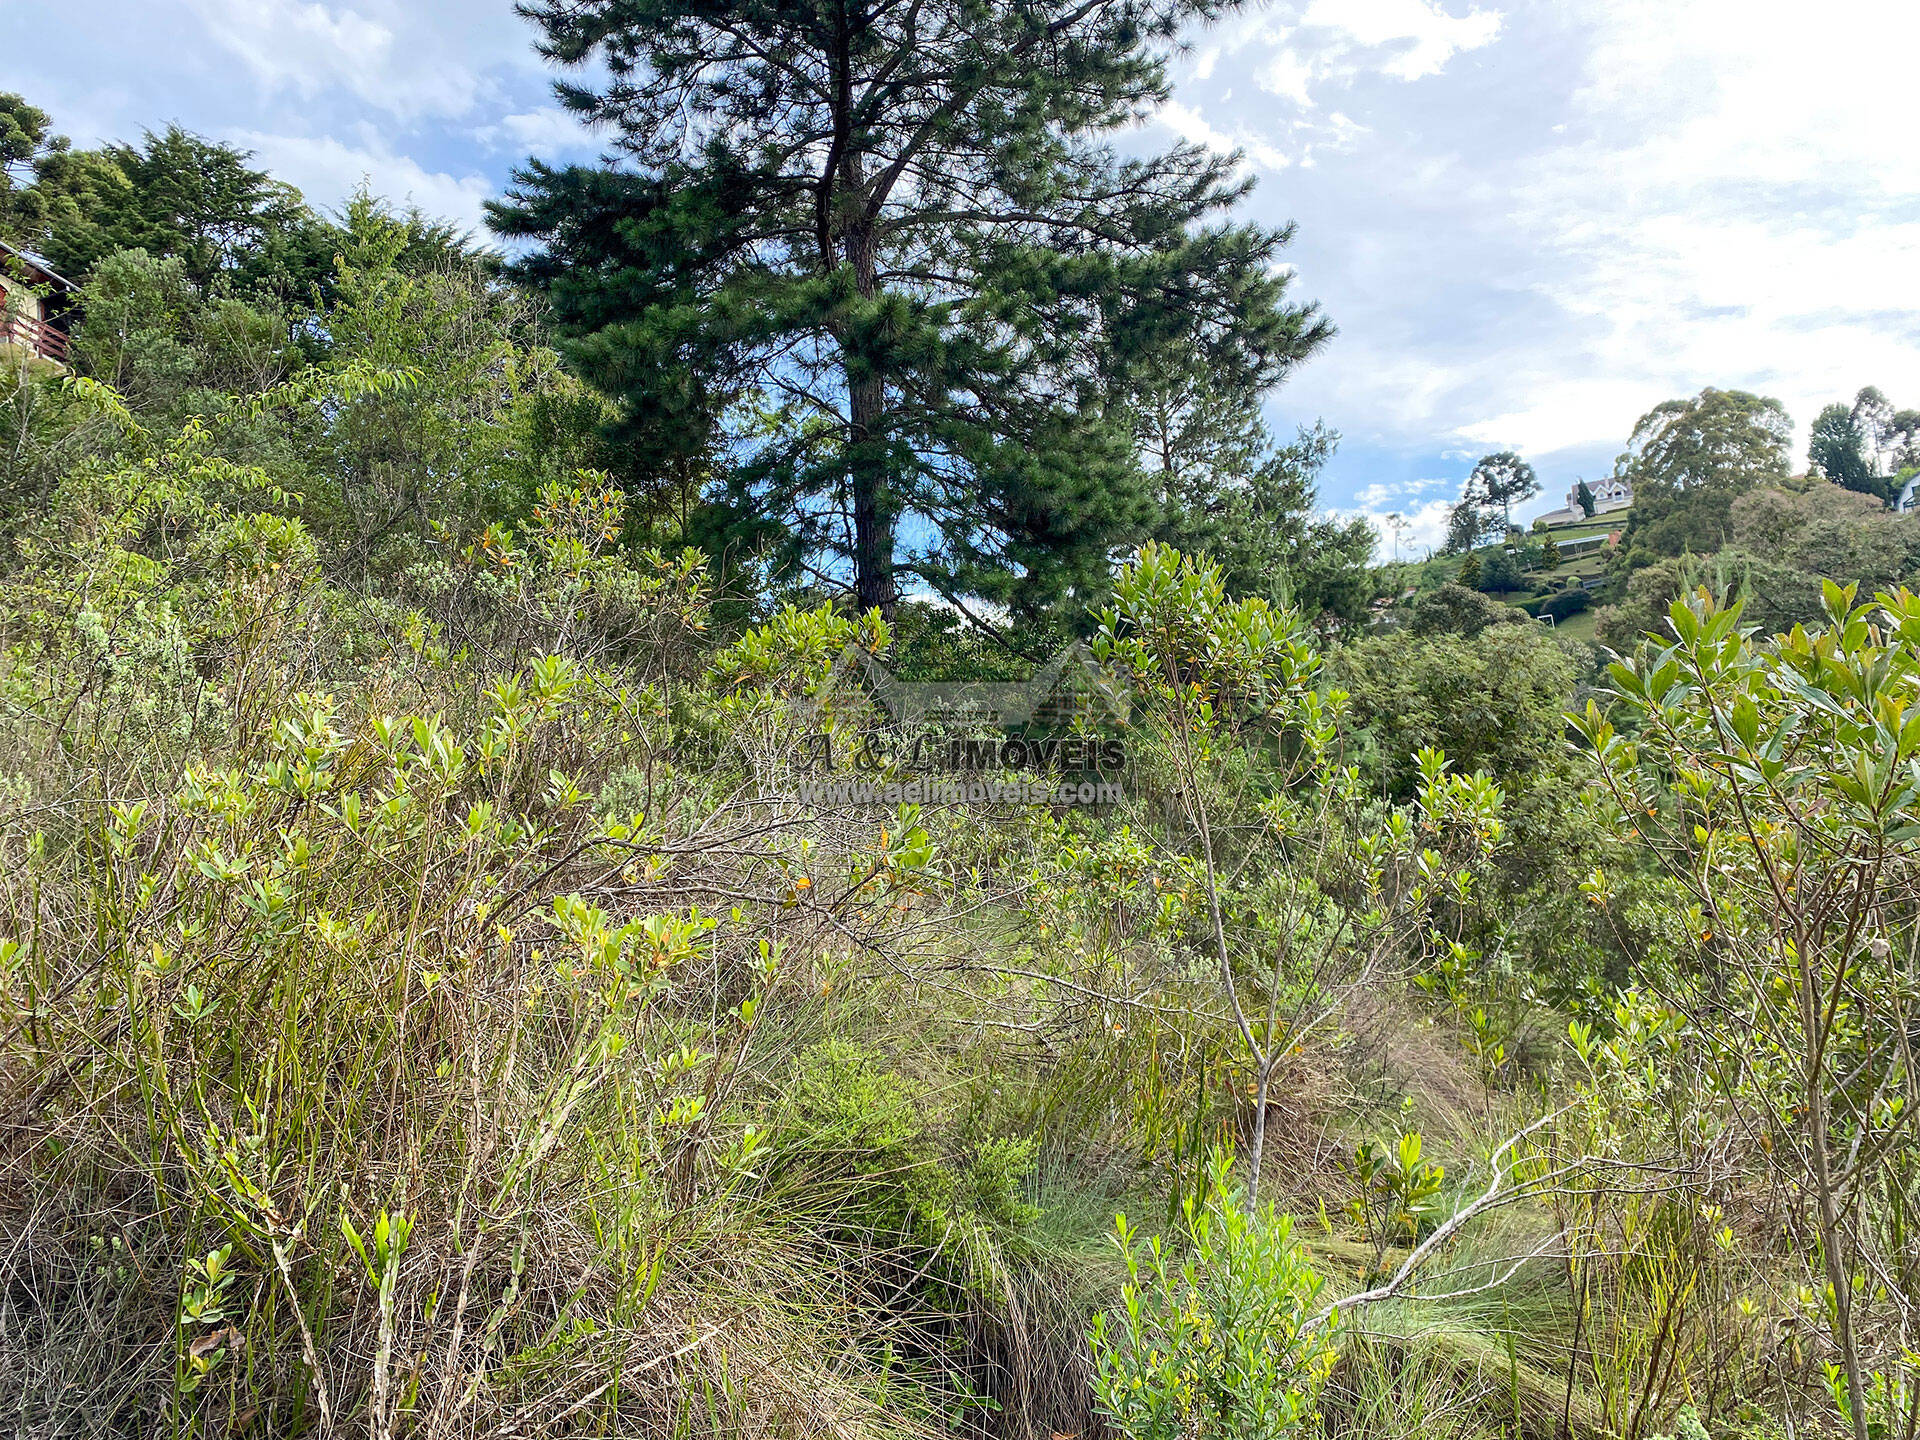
<box><xmin>1810</xmin><ymin>402</ymin><xmax>1875</xmax><ymax>498</ymax></box>
<box><xmin>1597</xmin><ymin>483</ymin><xmax>1920</xmax><ymax>650</ymax></box>
<box><xmin>1446</xmin><ymin>451</ymin><xmax>1536</xmax><ymax>553</ymax></box>
<box><xmin>490</xmin><ymin>0</ymin><xmax>1329</xmax><ymax>619</ymax></box>
<box><xmin>0</xmin><ymin>99</ymin><xmax>476</xmax><ymax>310</ymax></box>
<box><xmin>1149</xmin><ymin>407</ymin><xmax>1375</xmax><ymax>622</ymax></box>
<box><xmin>0</xmin><ymin>92</ymin><xmax>56</xmax><ymax>240</ymax></box>
<box><xmin>1808</xmin><ymin>385</ymin><xmax>1920</xmax><ymax>501</ymax></box>
<box><xmin>1470</xmin><ymin>450</ymin><xmax>1539</xmax><ymax>535</ymax></box>
<box><xmin>1616</xmin><ymin>386</ymin><xmax>1791</xmax><ymax>560</ymax></box>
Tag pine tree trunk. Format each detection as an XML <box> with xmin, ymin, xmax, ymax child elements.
<box><xmin>849</xmin><ymin>361</ymin><xmax>894</xmax><ymax>616</ymax></box>
<box><xmin>844</xmin><ymin>221</ymin><xmax>896</xmax><ymax>617</ymax></box>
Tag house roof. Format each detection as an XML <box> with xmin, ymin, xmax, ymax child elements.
<box><xmin>0</xmin><ymin>240</ymin><xmax>77</xmax><ymax>293</ymax></box>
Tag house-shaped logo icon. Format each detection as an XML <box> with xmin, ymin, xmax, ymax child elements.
<box><xmin>810</xmin><ymin>641</ymin><xmax>1130</xmax><ymax>730</ymax></box>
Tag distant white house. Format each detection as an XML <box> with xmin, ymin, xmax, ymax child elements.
<box><xmin>1536</xmin><ymin>475</ymin><xmax>1633</xmax><ymax>528</ymax></box>
<box><xmin>1899</xmin><ymin>474</ymin><xmax>1919</xmax><ymax>514</ymax></box>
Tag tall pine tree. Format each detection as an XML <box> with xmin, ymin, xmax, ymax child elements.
<box><xmin>491</xmin><ymin>0</ymin><xmax>1329</xmax><ymax>617</ymax></box>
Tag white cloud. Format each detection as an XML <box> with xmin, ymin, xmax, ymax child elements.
<box><xmin>230</xmin><ymin>128</ymin><xmax>495</xmax><ymax>230</ymax></box>
<box><xmin>1299</xmin><ymin>0</ymin><xmax>1502</xmax><ymax>82</ymax></box>
<box><xmin>1336</xmin><ymin>477</ymin><xmax>1459</xmax><ymax>560</ymax></box>
<box><xmin>1322</xmin><ymin>111</ymin><xmax>1368</xmax><ymax>145</ymax></box>
<box><xmin>180</xmin><ymin>0</ymin><xmax>505</xmax><ymax>120</ymax></box>
<box><xmin>1227</xmin><ymin>0</ymin><xmax>1502</xmax><ymax>109</ymax></box>
<box><xmin>474</xmin><ymin>107</ymin><xmax>601</xmax><ymax>156</ymax></box>
<box><xmin>1156</xmin><ymin>100</ymin><xmax>1292</xmax><ymax>171</ymax></box>
<box><xmin>1152</xmin><ymin>89</ymin><xmax>1369</xmax><ymax>175</ymax></box>
<box><xmin>1338</xmin><ymin>495</ymin><xmax>1456</xmax><ymax>561</ymax></box>
<box><xmin>188</xmin><ymin>0</ymin><xmax>393</xmax><ymax>80</ymax></box>
<box><xmin>1454</xmin><ymin>378</ymin><xmax>1666</xmax><ymax>457</ymax></box>
<box><xmin>1258</xmin><ymin>47</ymin><xmax>1318</xmax><ymax>108</ymax></box>
<box><xmin>1353</xmin><ymin>476</ymin><xmax>1450</xmax><ymax>508</ymax></box>
<box><xmin>1474</xmin><ymin>0</ymin><xmax>1920</xmax><ymax>460</ymax></box>
<box><xmin>1232</xmin><ymin>0</ymin><xmax>1920</xmax><ymax>508</ymax></box>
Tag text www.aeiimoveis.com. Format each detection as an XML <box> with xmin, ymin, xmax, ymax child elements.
<box><xmin>792</xmin><ymin>779</ymin><xmax>1123</xmax><ymax>806</ymax></box>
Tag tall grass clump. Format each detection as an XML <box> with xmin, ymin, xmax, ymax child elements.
<box><xmin>0</xmin><ymin>603</ymin><xmax>917</xmax><ymax>1432</ymax></box>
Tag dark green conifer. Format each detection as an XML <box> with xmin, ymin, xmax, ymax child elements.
<box><xmin>492</xmin><ymin>0</ymin><xmax>1329</xmax><ymax>617</ymax></box>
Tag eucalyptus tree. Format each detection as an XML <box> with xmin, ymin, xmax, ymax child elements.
<box><xmin>1617</xmin><ymin>387</ymin><xmax>1792</xmax><ymax>559</ymax></box>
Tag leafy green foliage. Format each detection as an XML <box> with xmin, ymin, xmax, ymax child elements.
<box><xmin>1150</xmin><ymin>412</ymin><xmax>1376</xmax><ymax>622</ymax></box>
<box><xmin>781</xmin><ymin>1039</ymin><xmax>1039</xmax><ymax>1272</ymax></box>
<box><xmin>7</xmin><ymin>65</ymin><xmax>1916</xmax><ymax>1440</ymax></box>
<box><xmin>1616</xmin><ymin>387</ymin><xmax>1792</xmax><ymax>562</ymax></box>
<box><xmin>1475</xmin><ymin>547</ymin><xmax>1523</xmax><ymax>593</ymax></box>
<box><xmin>1808</xmin><ymin>385</ymin><xmax>1920</xmax><ymax>501</ymax></box>
<box><xmin>1579</xmin><ymin>583</ymin><xmax>1920</xmax><ymax>1436</ymax></box>
<box><xmin>0</xmin><ymin>354</ymin><xmax>1014</xmax><ymax>1431</ymax></box>
<box><xmin>1334</xmin><ymin>617</ymin><xmax>1588</xmax><ymax>898</ymax></box>
<box><xmin>0</xmin><ymin>91</ymin><xmax>57</xmax><ymax>239</ymax></box>
<box><xmin>1333</xmin><ymin>621</ymin><xmax>1579</xmax><ymax>800</ymax></box>
<box><xmin>309</xmin><ymin>195</ymin><xmax>615</xmax><ymax>577</ymax></box>
<box><xmin>1595</xmin><ymin>482</ymin><xmax>1920</xmax><ymax>650</ymax></box>
<box><xmin>0</xmin><ymin>94</ymin><xmax>476</xmax><ymax>310</ymax></box>
<box><xmin>1095</xmin><ymin>545</ymin><xmax>1506</xmax><ymax>1211</ymax></box>
<box><xmin>1340</xmin><ymin>1130</ymin><xmax>1446</xmax><ymax>1276</ymax></box>
<box><xmin>68</xmin><ymin>247</ymin><xmax>297</xmax><ymax>414</ymax></box>
<box><xmin>7</xmin><ymin>120</ymin><xmax>328</xmax><ymax>300</ymax></box>
<box><xmin>9</xmin><ymin>189</ymin><xmax>627</xmax><ymax>605</ymax></box>
<box><xmin>1447</xmin><ymin>452</ymin><xmax>1539</xmax><ymax>556</ymax></box>
<box><xmin>1091</xmin><ymin>1150</ymin><xmax>1338</xmax><ymax>1440</ymax></box>
<box><xmin>1404</xmin><ymin>583</ymin><xmax>1531</xmax><ymax>638</ymax></box>
<box><xmin>1809</xmin><ymin>401</ymin><xmax>1876</xmax><ymax>498</ymax></box>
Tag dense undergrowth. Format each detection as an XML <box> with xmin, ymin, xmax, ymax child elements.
<box><xmin>5</xmin><ymin>211</ymin><xmax>1920</xmax><ymax>1440</ymax></box>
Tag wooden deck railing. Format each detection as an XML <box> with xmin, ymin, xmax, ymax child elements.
<box><xmin>1</xmin><ymin>310</ymin><xmax>69</xmax><ymax>364</ymax></box>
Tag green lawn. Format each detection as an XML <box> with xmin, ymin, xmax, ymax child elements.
<box><xmin>1379</xmin><ymin>512</ymin><xmax>1621</xmax><ymax>642</ymax></box>
<box><xmin>1546</xmin><ymin>607</ymin><xmax>1599</xmax><ymax>643</ymax></box>
<box><xmin>1542</xmin><ymin>514</ymin><xmax>1626</xmax><ymax>540</ymax></box>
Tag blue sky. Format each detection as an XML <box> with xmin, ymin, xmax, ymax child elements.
<box><xmin>6</xmin><ymin>0</ymin><xmax>1918</xmax><ymax>556</ymax></box>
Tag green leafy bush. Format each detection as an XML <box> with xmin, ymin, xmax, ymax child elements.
<box><xmin>779</xmin><ymin>1040</ymin><xmax>1039</xmax><ymax>1283</ymax></box>
<box><xmin>1090</xmin><ymin>1151</ymin><xmax>1337</xmax><ymax>1440</ymax></box>
<box><xmin>1538</xmin><ymin>587</ymin><xmax>1592</xmax><ymax>622</ymax></box>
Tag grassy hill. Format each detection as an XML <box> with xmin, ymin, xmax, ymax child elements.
<box><xmin>1378</xmin><ymin>508</ymin><xmax>1628</xmax><ymax>639</ymax></box>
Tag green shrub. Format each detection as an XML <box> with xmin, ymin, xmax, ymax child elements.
<box><xmin>1476</xmin><ymin>548</ymin><xmax>1522</xmax><ymax>593</ymax></box>
<box><xmin>1539</xmin><ymin>588</ymin><xmax>1592</xmax><ymax>623</ymax></box>
<box><xmin>1090</xmin><ymin>1151</ymin><xmax>1337</xmax><ymax>1440</ymax></box>
<box><xmin>779</xmin><ymin>1040</ymin><xmax>1038</xmax><ymax>1279</ymax></box>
